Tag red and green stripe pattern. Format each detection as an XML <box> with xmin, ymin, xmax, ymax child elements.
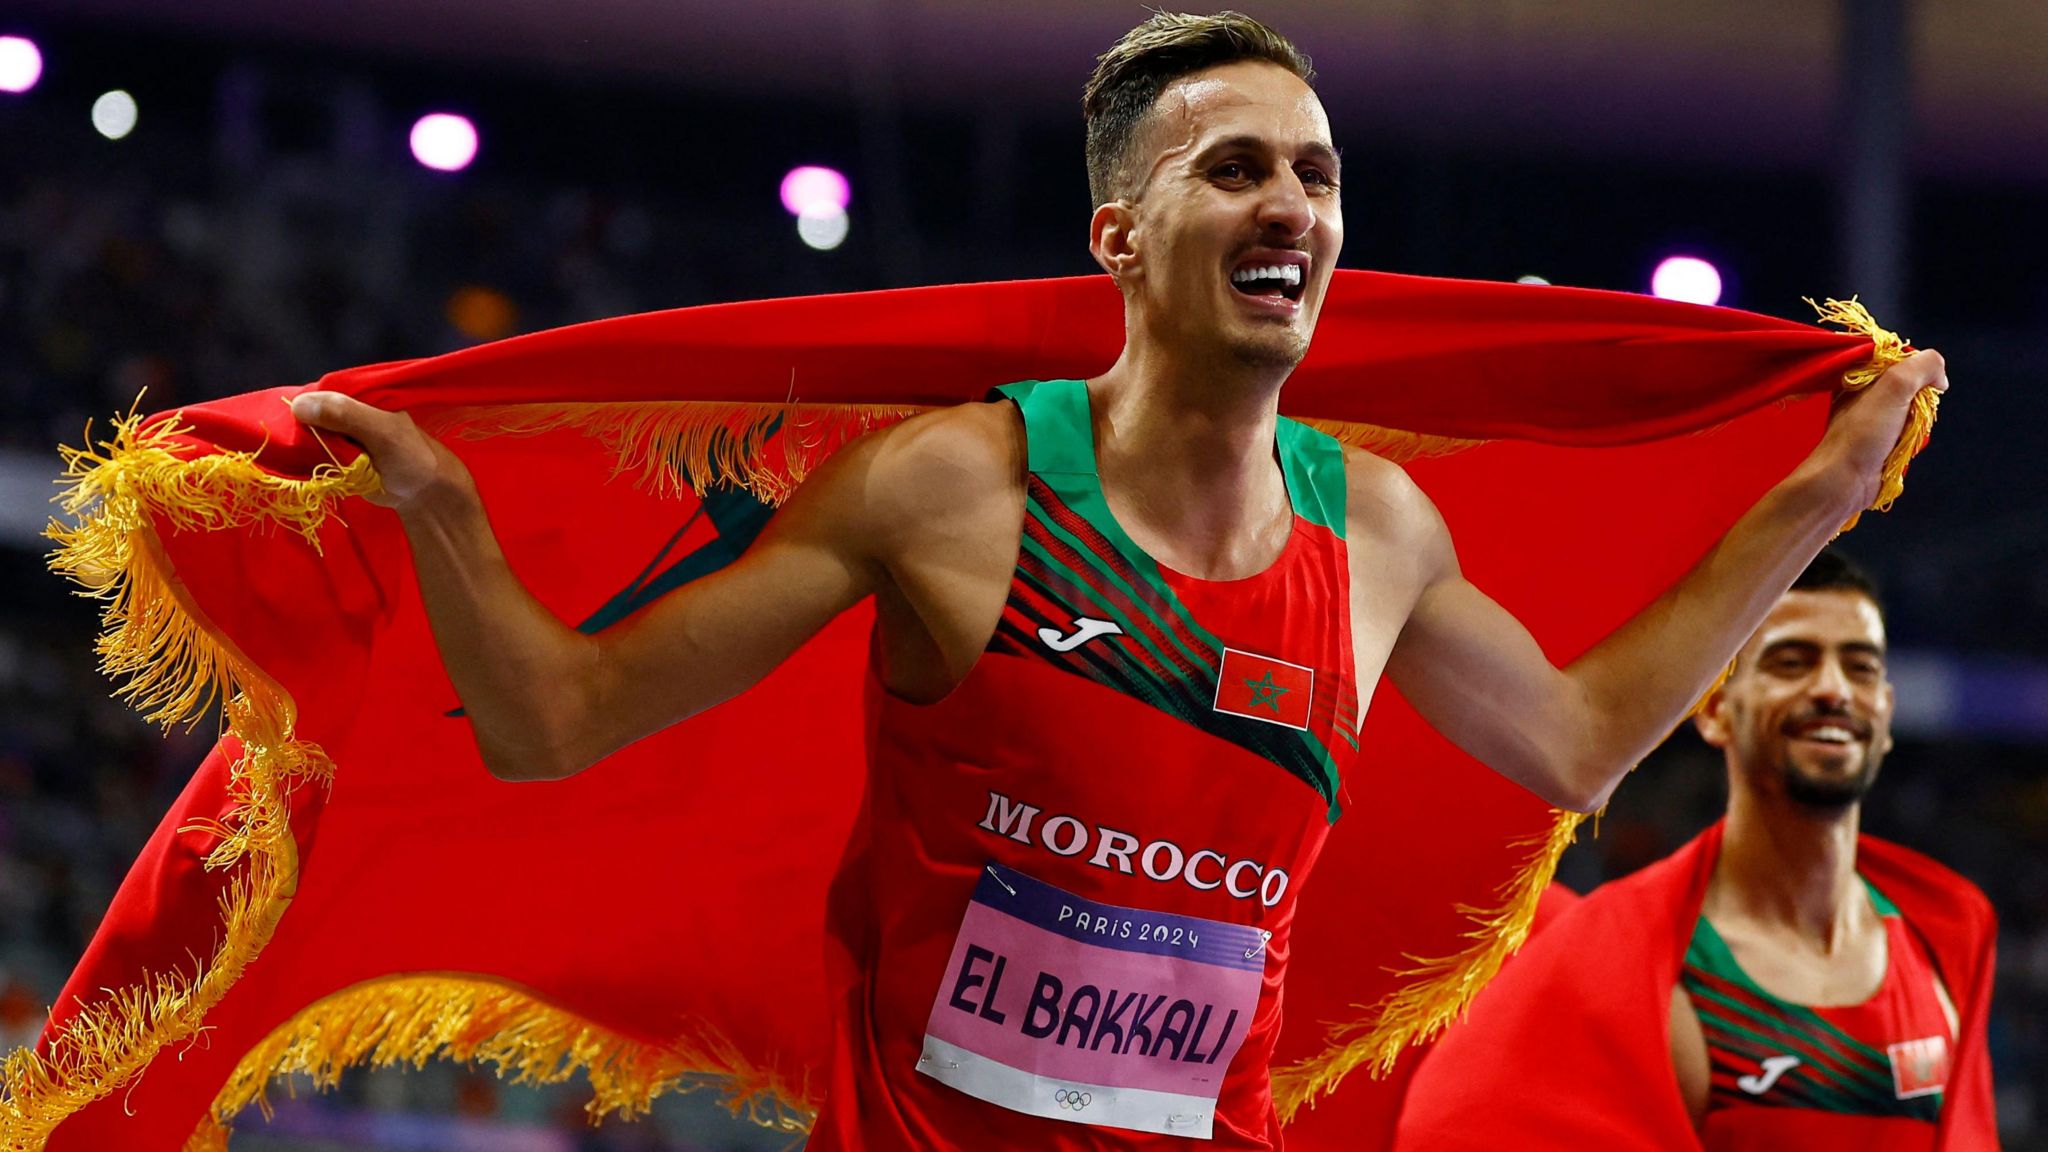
<box><xmin>988</xmin><ymin>481</ymin><xmax>1347</xmax><ymax>816</ymax></box>
<box><xmin>1682</xmin><ymin>912</ymin><xmax>1941</xmax><ymax>1122</ymax></box>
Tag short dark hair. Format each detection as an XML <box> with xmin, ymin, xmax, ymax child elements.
<box><xmin>1082</xmin><ymin>11</ymin><xmax>1315</xmax><ymax>207</ymax></box>
<box><xmin>1790</xmin><ymin>547</ymin><xmax>1885</xmax><ymax>619</ymax></box>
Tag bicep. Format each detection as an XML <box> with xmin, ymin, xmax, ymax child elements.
<box><xmin>1381</xmin><ymin>506</ymin><xmax>1590</xmax><ymax>804</ymax></box>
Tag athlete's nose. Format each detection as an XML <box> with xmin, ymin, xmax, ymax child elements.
<box><xmin>1257</xmin><ymin>169</ymin><xmax>1315</xmax><ymax>244</ymax></box>
<box><xmin>1807</xmin><ymin>655</ymin><xmax>1856</xmax><ymax>709</ymax></box>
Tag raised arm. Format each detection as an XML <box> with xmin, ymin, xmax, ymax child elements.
<box><xmin>1380</xmin><ymin>350</ymin><xmax>1946</xmax><ymax>812</ymax></box>
<box><xmin>289</xmin><ymin>393</ymin><xmax>976</xmax><ymax>783</ymax></box>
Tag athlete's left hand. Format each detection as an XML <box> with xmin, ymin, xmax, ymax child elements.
<box><xmin>1807</xmin><ymin>348</ymin><xmax>1946</xmax><ymax>510</ymax></box>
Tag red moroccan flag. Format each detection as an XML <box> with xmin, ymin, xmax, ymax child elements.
<box><xmin>0</xmin><ymin>273</ymin><xmax>1930</xmax><ymax>1151</ymax></box>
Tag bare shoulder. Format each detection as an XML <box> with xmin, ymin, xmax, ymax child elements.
<box><xmin>1340</xmin><ymin>447</ymin><xmax>1428</xmax><ymax>527</ymax></box>
<box><xmin>807</xmin><ymin>399</ymin><xmax>1024</xmax><ymax>559</ymax></box>
<box><xmin>842</xmin><ymin>399</ymin><xmax>1026</xmax><ymax>695</ymax></box>
<box><xmin>1340</xmin><ymin>448</ymin><xmax>1452</xmax><ymax>576</ymax></box>
<box><xmin>864</xmin><ymin>400</ymin><xmax>1022</xmax><ymax>511</ymax></box>
<box><xmin>865</xmin><ymin>398</ymin><xmax>1023</xmax><ymax>490</ymax></box>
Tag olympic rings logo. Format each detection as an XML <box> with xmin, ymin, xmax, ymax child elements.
<box><xmin>1054</xmin><ymin>1088</ymin><xmax>1094</xmax><ymax>1110</ymax></box>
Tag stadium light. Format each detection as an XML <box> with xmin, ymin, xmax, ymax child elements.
<box><xmin>780</xmin><ymin>166</ymin><xmax>851</xmax><ymax>218</ymax></box>
<box><xmin>0</xmin><ymin>36</ymin><xmax>40</xmax><ymax>94</ymax></box>
<box><xmin>797</xmin><ymin>209</ymin><xmax>850</xmax><ymax>251</ymax></box>
<box><xmin>92</xmin><ymin>90</ymin><xmax>138</xmax><ymax>140</ymax></box>
<box><xmin>410</xmin><ymin>113</ymin><xmax>478</xmax><ymax>172</ymax></box>
<box><xmin>1650</xmin><ymin>255</ymin><xmax>1722</xmax><ymax>306</ymax></box>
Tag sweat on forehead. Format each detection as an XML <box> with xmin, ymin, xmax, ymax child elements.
<box><xmin>1118</xmin><ymin>63</ymin><xmax>1330</xmax><ymax>199</ymax></box>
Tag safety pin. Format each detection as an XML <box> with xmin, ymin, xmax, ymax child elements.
<box><xmin>986</xmin><ymin>864</ymin><xmax>1017</xmax><ymax>896</ymax></box>
<box><xmin>1245</xmin><ymin>930</ymin><xmax>1272</xmax><ymax>960</ymax></box>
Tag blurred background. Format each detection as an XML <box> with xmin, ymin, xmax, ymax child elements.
<box><xmin>0</xmin><ymin>0</ymin><xmax>2042</xmax><ymax>1147</ymax></box>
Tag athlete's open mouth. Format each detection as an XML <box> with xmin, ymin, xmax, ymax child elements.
<box><xmin>1229</xmin><ymin>257</ymin><xmax>1307</xmax><ymax>303</ymax></box>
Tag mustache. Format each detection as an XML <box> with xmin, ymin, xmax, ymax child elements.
<box><xmin>1778</xmin><ymin>706</ymin><xmax>1873</xmax><ymax>741</ymax></box>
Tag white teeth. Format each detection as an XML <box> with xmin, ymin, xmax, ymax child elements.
<box><xmin>1231</xmin><ymin>263</ymin><xmax>1303</xmax><ymax>285</ymax></box>
<box><xmin>1802</xmin><ymin>726</ymin><xmax>1855</xmax><ymax>743</ymax></box>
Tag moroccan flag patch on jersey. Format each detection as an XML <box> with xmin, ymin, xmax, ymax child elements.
<box><xmin>1890</xmin><ymin>1035</ymin><xmax>1950</xmax><ymax>1099</ymax></box>
<box><xmin>1213</xmin><ymin>648</ymin><xmax>1314</xmax><ymax>731</ymax></box>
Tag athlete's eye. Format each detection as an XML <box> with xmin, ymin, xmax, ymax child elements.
<box><xmin>1298</xmin><ymin>167</ymin><xmax>1337</xmax><ymax>190</ymax></box>
<box><xmin>1762</xmin><ymin>652</ymin><xmax>1813</xmax><ymax>677</ymax></box>
<box><xmin>1212</xmin><ymin>161</ymin><xmax>1254</xmax><ymax>185</ymax></box>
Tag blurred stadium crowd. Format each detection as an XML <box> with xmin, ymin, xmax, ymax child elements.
<box><xmin>1</xmin><ymin>18</ymin><xmax>2044</xmax><ymax>1151</ymax></box>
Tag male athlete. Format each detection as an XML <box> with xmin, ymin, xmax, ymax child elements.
<box><xmin>289</xmin><ymin>12</ymin><xmax>1948</xmax><ymax>1149</ymax></box>
<box><xmin>1393</xmin><ymin>551</ymin><xmax>1998</xmax><ymax>1150</ymax></box>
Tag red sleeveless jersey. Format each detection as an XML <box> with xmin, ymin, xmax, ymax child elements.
<box><xmin>1682</xmin><ymin>879</ymin><xmax>1957</xmax><ymax>1152</ymax></box>
<box><xmin>810</xmin><ymin>379</ymin><xmax>1361</xmax><ymax>1150</ymax></box>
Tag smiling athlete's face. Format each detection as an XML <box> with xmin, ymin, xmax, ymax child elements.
<box><xmin>1696</xmin><ymin>589</ymin><xmax>1896</xmax><ymax>811</ymax></box>
<box><xmin>1091</xmin><ymin>60</ymin><xmax>1343</xmax><ymax>371</ymax></box>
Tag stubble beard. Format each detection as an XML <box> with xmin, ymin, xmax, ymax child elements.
<box><xmin>1225</xmin><ymin>321</ymin><xmax>1312</xmax><ymax>371</ymax></box>
<box><xmin>1777</xmin><ymin>748</ymin><xmax>1882</xmax><ymax>811</ymax></box>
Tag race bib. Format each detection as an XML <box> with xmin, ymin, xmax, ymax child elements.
<box><xmin>918</xmin><ymin>862</ymin><xmax>1268</xmax><ymax>1139</ymax></box>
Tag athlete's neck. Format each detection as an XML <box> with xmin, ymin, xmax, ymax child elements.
<box><xmin>1710</xmin><ymin>782</ymin><xmax>1868</xmax><ymax>952</ymax></box>
<box><xmin>1085</xmin><ymin>347</ymin><xmax>1294</xmax><ymax>581</ymax></box>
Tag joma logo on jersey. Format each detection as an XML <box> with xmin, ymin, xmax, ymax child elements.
<box><xmin>976</xmin><ymin>790</ymin><xmax>1289</xmax><ymax>907</ymax></box>
<box><xmin>1213</xmin><ymin>648</ymin><xmax>1314</xmax><ymax>731</ymax></box>
<box><xmin>1737</xmin><ymin>1054</ymin><xmax>1799</xmax><ymax>1095</ymax></box>
<box><xmin>1037</xmin><ymin>616</ymin><xmax>1123</xmax><ymax>652</ymax></box>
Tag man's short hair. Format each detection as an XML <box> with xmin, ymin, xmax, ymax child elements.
<box><xmin>1790</xmin><ymin>547</ymin><xmax>1885</xmax><ymax>620</ymax></box>
<box><xmin>1082</xmin><ymin>11</ymin><xmax>1315</xmax><ymax>208</ymax></box>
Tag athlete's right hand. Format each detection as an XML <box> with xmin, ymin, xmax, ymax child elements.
<box><xmin>288</xmin><ymin>391</ymin><xmax>467</xmax><ymax>511</ymax></box>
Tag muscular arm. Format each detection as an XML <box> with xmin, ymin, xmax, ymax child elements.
<box><xmin>291</xmin><ymin>393</ymin><xmax>1015</xmax><ymax>782</ymax></box>
<box><xmin>1379</xmin><ymin>351</ymin><xmax>1945</xmax><ymax>812</ymax></box>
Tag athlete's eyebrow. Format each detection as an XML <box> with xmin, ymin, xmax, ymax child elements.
<box><xmin>1299</xmin><ymin>141</ymin><xmax>1342</xmax><ymax>176</ymax></box>
<box><xmin>1192</xmin><ymin>135</ymin><xmax>1342</xmax><ymax>176</ymax></box>
<box><xmin>1757</xmin><ymin>639</ymin><xmax>1819</xmax><ymax>660</ymax></box>
<box><xmin>1757</xmin><ymin>638</ymin><xmax>1888</xmax><ymax>661</ymax></box>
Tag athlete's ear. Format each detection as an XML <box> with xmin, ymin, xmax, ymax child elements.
<box><xmin>1090</xmin><ymin>199</ymin><xmax>1140</xmax><ymax>285</ymax></box>
<box><xmin>1692</xmin><ymin>683</ymin><xmax>1732</xmax><ymax>749</ymax></box>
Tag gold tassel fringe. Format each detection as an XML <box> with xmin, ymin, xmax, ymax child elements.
<box><xmin>1271</xmin><ymin>810</ymin><xmax>1584</xmax><ymax>1120</ymax></box>
<box><xmin>1808</xmin><ymin>297</ymin><xmax>1937</xmax><ymax>533</ymax></box>
<box><xmin>44</xmin><ymin>411</ymin><xmax>376</xmax><ymax>727</ymax></box>
<box><xmin>179</xmin><ymin>1120</ymin><xmax>229</xmax><ymax>1152</ymax></box>
<box><xmin>5</xmin><ymin>401</ymin><xmax>878</xmax><ymax>1149</ymax></box>
<box><xmin>190</xmin><ymin>974</ymin><xmax>815</xmax><ymax>1148</ymax></box>
<box><xmin>1298</xmin><ymin>421</ymin><xmax>1483</xmax><ymax>466</ymax></box>
<box><xmin>3</xmin><ymin>412</ymin><xmax>367</xmax><ymax>1152</ymax></box>
<box><xmin>426</xmin><ymin>400</ymin><xmax>927</xmax><ymax>505</ymax></box>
